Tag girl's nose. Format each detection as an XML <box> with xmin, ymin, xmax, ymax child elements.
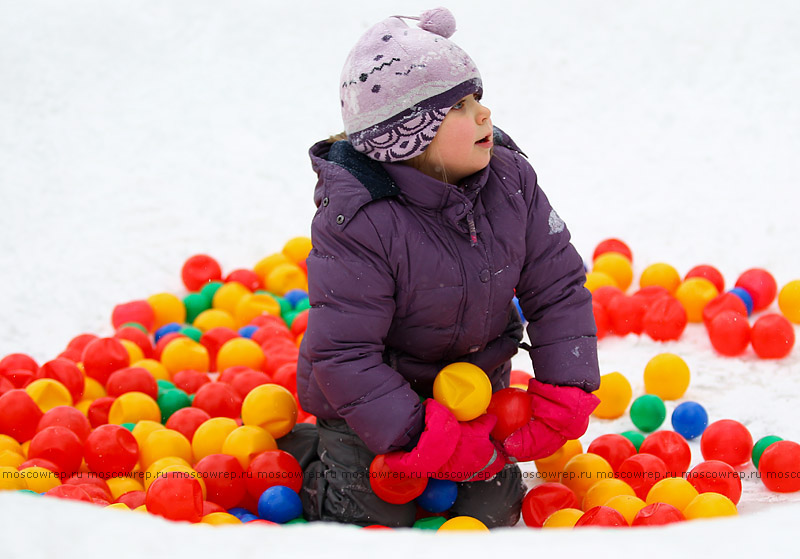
<box><xmin>477</xmin><ymin>103</ymin><xmax>491</xmax><ymax>122</ymax></box>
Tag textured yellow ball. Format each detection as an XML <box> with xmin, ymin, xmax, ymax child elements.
<box><xmin>216</xmin><ymin>338</ymin><xmax>265</xmax><ymax>372</ymax></box>
<box><xmin>639</xmin><ymin>263</ymin><xmax>681</xmax><ymax>294</ymax></box>
<box><xmin>592</xmin><ymin>372</ymin><xmax>633</xmax><ymax>419</ymax></box>
<box><xmin>282</xmin><ymin>236</ymin><xmax>313</xmax><ymax>265</ymax></box>
<box><xmin>107</xmin><ymin>476</ymin><xmax>145</xmax><ymax>500</ymax></box>
<box><xmin>160</xmin><ymin>337</ymin><xmax>210</xmax><ymax>375</ymax></box>
<box><xmin>202</xmin><ymin>512</ymin><xmax>242</xmax><ymax>525</ymax></box>
<box><xmin>675</xmin><ymin>277</ymin><xmax>719</xmax><ymax>323</ymax></box>
<box><xmin>82</xmin><ymin>376</ymin><xmax>108</xmax><ymax>400</ymax></box>
<box><xmin>643</xmin><ymin>353</ymin><xmax>690</xmax><ymax>400</ymax></box>
<box><xmin>0</xmin><ymin>450</ymin><xmax>25</xmax><ymax>469</ymax></box>
<box><xmin>234</xmin><ymin>293</ymin><xmax>281</xmax><ymax>328</ymax></box>
<box><xmin>438</xmin><ymin>516</ymin><xmax>490</xmax><ymax>531</ymax></box>
<box><xmin>212</xmin><ymin>281</ymin><xmax>252</xmax><ymax>316</ymax></box>
<box><xmin>108</xmin><ymin>392</ymin><xmax>161</xmax><ymax>424</ymax></box>
<box><xmin>778</xmin><ymin>280</ymin><xmax>800</xmax><ymax>324</ymax></box>
<box><xmin>267</xmin><ymin>263</ymin><xmax>308</xmax><ymax>296</ymax></box>
<box><xmin>542</xmin><ymin>508</ymin><xmax>584</xmax><ymax>528</ymax></box>
<box><xmin>119</xmin><ymin>339</ymin><xmax>145</xmax><ymax>365</ymax></box>
<box><xmin>192</xmin><ymin>417</ymin><xmax>239</xmax><ymax>462</ymax></box>
<box><xmin>582</xmin><ymin>478</ymin><xmax>636</xmax><ymax>511</ymax></box>
<box><xmin>683</xmin><ymin>492</ymin><xmax>738</xmax><ymax>519</ymax></box>
<box><xmin>561</xmin><ymin>453</ymin><xmax>614</xmax><ymax>500</ymax></box>
<box><xmin>603</xmin><ymin>494</ymin><xmax>647</xmax><ymax>525</ymax></box>
<box><xmin>193</xmin><ymin>309</ymin><xmax>236</xmax><ymax>332</ymax></box>
<box><xmin>592</xmin><ymin>252</ymin><xmax>633</xmax><ymax>292</ymax></box>
<box><xmin>254</xmin><ymin>253</ymin><xmax>292</xmax><ymax>286</ymax></box>
<box><xmin>432</xmin><ymin>362</ymin><xmax>492</xmax><ymax>422</ymax></box>
<box><xmin>222</xmin><ymin>425</ymin><xmax>277</xmax><ymax>469</ymax></box>
<box><xmin>0</xmin><ymin>466</ymin><xmax>27</xmax><ymax>491</ymax></box>
<box><xmin>584</xmin><ymin>271</ymin><xmax>618</xmax><ymax>293</ymax></box>
<box><xmin>131</xmin><ymin>359</ymin><xmax>171</xmax><ymax>382</ymax></box>
<box><xmin>147</xmin><ymin>292</ymin><xmax>186</xmax><ymax>331</ymax></box>
<box><xmin>645</xmin><ymin>477</ymin><xmax>699</xmax><ymax>511</ymax></box>
<box><xmin>144</xmin><ymin>456</ymin><xmax>192</xmax><ymax>491</ymax></box>
<box><xmin>24</xmin><ymin>378</ymin><xmax>73</xmax><ymax>411</ymax></box>
<box><xmin>241</xmin><ymin>384</ymin><xmax>298</xmax><ymax>439</ymax></box>
<box><xmin>534</xmin><ymin>439</ymin><xmax>583</xmax><ymax>483</ymax></box>
<box><xmin>131</xmin><ymin>420</ymin><xmax>166</xmax><ymax>450</ymax></box>
<box><xmin>139</xmin><ymin>429</ymin><xmax>193</xmax><ymax>470</ymax></box>
<box><xmin>19</xmin><ymin>466</ymin><xmax>60</xmax><ymax>493</ymax></box>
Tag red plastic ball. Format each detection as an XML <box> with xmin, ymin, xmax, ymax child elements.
<box><xmin>46</xmin><ymin>484</ymin><xmax>94</xmax><ymax>503</ymax></box>
<box><xmin>76</xmin><ymin>483</ymin><xmax>112</xmax><ymax>504</ymax></box>
<box><xmin>685</xmin><ymin>265</ymin><xmax>725</xmax><ymax>294</ymax></box>
<box><xmin>574</xmin><ymin>505</ymin><xmax>627</xmax><ymax>527</ymax></box>
<box><xmin>735</xmin><ymin>268</ymin><xmax>777</xmax><ymax>312</ymax></box>
<box><xmin>251</xmin><ymin>323</ymin><xmax>294</xmax><ymax>346</ymax></box>
<box><xmin>700</xmin><ymin>419</ymin><xmax>753</xmax><ymax>467</ymax></box>
<box><xmin>758</xmin><ymin>440</ymin><xmax>800</xmax><ymax>493</ymax></box>
<box><xmin>146</xmin><ymin>471</ymin><xmax>204</xmax><ymax>522</ymax></box>
<box><xmin>486</xmin><ymin>387</ymin><xmax>532</xmax><ymax>441</ymax></box>
<box><xmin>86</xmin><ymin>396</ymin><xmax>116</xmax><ymax>428</ymax></box>
<box><xmin>642</xmin><ymin>295</ymin><xmax>687</xmax><ymax>341</ymax></box>
<box><xmin>0</xmin><ymin>353</ymin><xmax>39</xmax><ymax>377</ymax></box>
<box><xmin>587</xmin><ymin>434</ymin><xmax>637</xmax><ymax>474</ymax></box>
<box><xmin>369</xmin><ymin>454</ymin><xmax>428</xmax><ymax>505</ymax></box>
<box><xmin>686</xmin><ymin>460</ymin><xmax>742</xmax><ymax>504</ymax></box>
<box><xmin>56</xmin><ymin>348</ymin><xmax>82</xmax><ymax>363</ymax></box>
<box><xmin>194</xmin><ymin>453</ymin><xmax>247</xmax><ymax>509</ymax></box>
<box><xmin>639</xmin><ymin>431</ymin><xmax>691</xmax><ymax>476</ymax></box>
<box><xmin>165</xmin><ymin>407</ymin><xmax>212</xmax><ymax>441</ymax></box>
<box><xmin>290</xmin><ymin>309</ymin><xmax>309</xmax><ymax>337</ymax></box>
<box><xmin>29</xmin><ymin>426</ymin><xmax>84</xmax><ymax>476</ymax></box>
<box><xmin>199</xmin><ymin>327</ymin><xmax>239</xmax><ymax>370</ymax></box>
<box><xmin>202</xmin><ymin>500</ymin><xmax>227</xmax><ymax>516</ymax></box>
<box><xmin>105</xmin><ymin>367</ymin><xmax>159</xmax><ymax>400</ymax></box>
<box><xmin>509</xmin><ymin>369</ymin><xmax>533</xmax><ymax>387</ymax></box>
<box><xmin>0</xmin><ymin>389</ymin><xmax>44</xmax><ymax>442</ymax></box>
<box><xmin>707</xmin><ymin>310</ymin><xmax>751</xmax><ymax>356</ymax></box>
<box><xmin>84</xmin><ymin>424</ymin><xmax>139</xmax><ymax>475</ymax></box>
<box><xmin>64</xmin><ymin>472</ymin><xmax>111</xmax><ymax>497</ymax></box>
<box><xmin>592</xmin><ymin>285</ymin><xmax>625</xmax><ymax>309</ymax></box>
<box><xmin>116</xmin><ymin>490</ymin><xmax>146</xmax><ymax>509</ymax></box>
<box><xmin>114</xmin><ymin>326</ymin><xmax>155</xmax><ymax>359</ymax></box>
<box><xmin>607</xmin><ymin>295</ymin><xmax>647</xmax><ymax>336</ymax></box>
<box><xmin>111</xmin><ymin>300</ymin><xmax>155</xmax><ymax>331</ymax></box>
<box><xmin>751</xmin><ymin>313</ymin><xmax>795</xmax><ymax>359</ymax></box>
<box><xmin>225</xmin><ymin>269</ymin><xmax>263</xmax><ymax>292</ymax></box>
<box><xmin>632</xmin><ymin>502</ymin><xmax>685</xmax><ymax>526</ymax></box>
<box><xmin>192</xmin><ymin>382</ymin><xmax>243</xmax><ymax>418</ymax></box>
<box><xmin>230</xmin><ymin>370</ymin><xmax>272</xmax><ymax>399</ymax></box>
<box><xmin>520</xmin><ymin>482</ymin><xmax>579</xmax><ymax>527</ymax></box>
<box><xmin>182</xmin><ymin>254</ymin><xmax>223</xmax><ymax>292</ymax></box>
<box><xmin>592</xmin><ymin>300</ymin><xmax>610</xmax><ymax>339</ymax></box>
<box><xmin>217</xmin><ymin>365</ymin><xmax>254</xmax><ymax>384</ymax></box>
<box><xmin>172</xmin><ymin>369</ymin><xmax>212</xmax><ymax>394</ymax></box>
<box><xmin>272</xmin><ymin>362</ymin><xmax>297</xmax><ymax>395</ymax></box>
<box><xmin>245</xmin><ymin>449</ymin><xmax>304</xmax><ymax>497</ymax></box>
<box><xmin>616</xmin><ymin>454</ymin><xmax>667</xmax><ymax>500</ymax></box>
<box><xmin>66</xmin><ymin>334</ymin><xmax>99</xmax><ymax>354</ymax></box>
<box><xmin>702</xmin><ymin>292</ymin><xmax>748</xmax><ymax>329</ymax></box>
<box><xmin>38</xmin><ymin>406</ymin><xmax>92</xmax><ymax>442</ymax></box>
<box><xmin>261</xmin><ymin>343</ymin><xmax>299</xmax><ymax>377</ymax></box>
<box><xmin>82</xmin><ymin>337</ymin><xmax>130</xmax><ymax>385</ymax></box>
<box><xmin>0</xmin><ymin>377</ymin><xmax>14</xmax><ymax>396</ymax></box>
<box><xmin>633</xmin><ymin>286</ymin><xmax>672</xmax><ymax>305</ymax></box>
<box><xmin>19</xmin><ymin>458</ymin><xmax>60</xmax><ymax>474</ymax></box>
<box><xmin>593</xmin><ymin>239</ymin><xmax>633</xmax><ymax>263</ymax></box>
<box><xmin>1</xmin><ymin>369</ymin><xmax>34</xmax><ymax>389</ymax></box>
<box><xmin>35</xmin><ymin>358</ymin><xmax>84</xmax><ymax>403</ymax></box>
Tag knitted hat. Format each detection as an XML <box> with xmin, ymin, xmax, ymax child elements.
<box><xmin>340</xmin><ymin>8</ymin><xmax>482</xmax><ymax>162</ymax></box>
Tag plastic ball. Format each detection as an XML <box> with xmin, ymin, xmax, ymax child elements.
<box><xmin>0</xmin><ymin>353</ymin><xmax>39</xmax><ymax>379</ymax></box>
<box><xmin>130</xmin><ymin>420</ymin><xmax>165</xmax><ymax>449</ymax></box>
<box><xmin>561</xmin><ymin>453</ymin><xmax>614</xmax><ymax>500</ymax></box>
<box><xmin>268</xmin><ymin>364</ymin><xmax>296</xmax><ymax>395</ymax></box>
<box><xmin>534</xmin><ymin>439</ymin><xmax>583</xmax><ymax>482</ymax></box>
<box><xmin>369</xmin><ymin>453</ymin><xmax>428</xmax><ymax>505</ymax></box>
<box><xmin>686</xmin><ymin>460</ymin><xmax>743</xmax><ymax>504</ymax></box>
<box><xmin>591</xmin><ymin>372</ymin><xmax>632</xmax><ymax>419</ymax></box>
<box><xmin>37</xmin><ymin>406</ymin><xmax>91</xmax><ymax>442</ymax></box>
<box><xmin>216</xmin><ymin>338</ymin><xmax>265</xmax><ymax>373</ymax></box>
<box><xmin>171</xmin><ymin>370</ymin><xmax>211</xmax><ymax>395</ymax></box>
<box><xmin>700</xmin><ymin>419</ymin><xmax>753</xmax><ymax>467</ymax></box>
<box><xmin>86</xmin><ymin>397</ymin><xmax>116</xmax><ymax>428</ymax></box>
<box><xmin>25</xmin><ymin>379</ymin><xmax>73</xmax><ymax>412</ymax></box>
<box><xmin>593</xmin><ymin>239</ymin><xmax>633</xmax><ymax>262</ymax></box>
<box><xmin>192</xmin><ymin>417</ymin><xmax>239</xmax><ymax>462</ymax></box>
<box><xmin>46</xmin><ymin>484</ymin><xmax>94</xmax><ymax>503</ymax></box>
<box><xmin>36</xmin><ymin>359</ymin><xmax>84</xmax><ymax>404</ymax></box>
<box><xmin>191</xmin><ymin>309</ymin><xmax>234</xmax><ymax>333</ymax></box>
<box><xmin>165</xmin><ymin>407</ymin><xmax>211</xmax><ymax>441</ymax></box>
<box><xmin>0</xmin><ymin>389</ymin><xmax>44</xmax><ymax>442</ymax></box>
<box><xmin>282</xmin><ymin>237</ymin><xmax>313</xmax><ymax>265</ymax></box>
<box><xmin>266</xmin><ymin>263</ymin><xmax>307</xmax><ymax>296</ymax></box>
<box><xmin>759</xmin><ymin>440</ymin><xmax>800</xmax><ymax>493</ymax></box>
<box><xmin>574</xmin><ymin>505</ymin><xmax>627</xmax><ymax>528</ymax></box>
<box><xmin>586</xmin><ymin>434</ymin><xmax>637</xmax><ymax>474</ymax></box>
<box><xmin>106</xmin><ymin>367</ymin><xmax>158</xmax><ymax>400</ymax></box>
<box><xmin>643</xmin><ymin>353</ymin><xmax>690</xmax><ymax>400</ymax></box>
<box><xmin>154</xmin><ymin>323</ymin><xmax>183</xmax><ymax>344</ymax></box>
<box><xmin>520</xmin><ymin>483</ymin><xmax>578</xmax><ymax>527</ymax></box>
<box><xmin>542</xmin><ymin>508</ymin><xmax>584</xmax><ymax>528</ymax></box>
<box><xmin>437</xmin><ymin>516</ymin><xmax>489</xmax><ymax>532</ymax></box>
<box><xmin>183</xmin><ymin>292</ymin><xmax>212</xmax><ymax>325</ymax></box>
<box><xmin>222</xmin><ymin>425</ymin><xmax>277</xmax><ymax>469</ymax></box>
<box><xmin>592</xmin><ymin>252</ymin><xmax>633</xmax><ymax>292</ymax></box>
<box><xmin>632</xmin><ymin>503</ymin><xmax>685</xmax><ymax>526</ymax></box>
<box><xmin>111</xmin><ymin>300</ymin><xmax>155</xmax><ymax>332</ymax></box>
<box><xmin>0</xmin><ymin>465</ymin><xmax>27</xmax><ymax>491</ymax></box>
<box><xmin>639</xmin><ymin>263</ymin><xmax>681</xmax><ymax>294</ymax></box>
<box><xmin>616</xmin><ymin>454</ymin><xmax>667</xmax><ymax>500</ymax></box>
<box><xmin>108</xmin><ymin>392</ymin><xmax>161</xmax><ymax>425</ymax></box>
<box><xmin>778</xmin><ymin>280</ymin><xmax>800</xmax><ymax>323</ymax></box>
<box><xmin>82</xmin><ymin>337</ymin><xmax>130</xmax><ymax>385</ymax></box>
<box><xmin>639</xmin><ymin>430</ymin><xmax>691</xmax><ymax>477</ymax></box>
<box><xmin>107</xmin><ymin>477</ymin><xmax>145</xmax><ymax>500</ymax></box>
<box><xmin>283</xmin><ymin>289</ymin><xmax>309</xmax><ymax>309</ymax></box>
<box><xmin>671</xmin><ymin>401</ymin><xmax>708</xmax><ymax>440</ymax></box>
<box><xmin>256</xmin><ymin>485</ymin><xmax>302</xmax><ymax>524</ymax></box>
<box><xmin>194</xmin><ymin>453</ymin><xmax>247</xmax><ymax>509</ymax></box>
<box><xmin>582</xmin><ymin>478</ymin><xmax>635</xmax><ymax>511</ymax></box>
<box><xmin>592</xmin><ymin>300</ymin><xmax>610</xmax><ymax>339</ymax></box>
<box><xmin>683</xmin><ymin>492</ymin><xmax>737</xmax><ymax>519</ymax></box>
<box><xmin>751</xmin><ymin>313</ymin><xmax>795</xmax><ymax>359</ymax></box>
<box><xmin>254</xmin><ymin>253</ymin><xmax>292</xmax><ymax>286</ymax></box>
<box><xmin>602</xmin><ymin>494</ymin><xmax>646</xmax><ymax>525</ymax></box>
<box><xmin>675</xmin><ymin>277</ymin><xmax>719</xmax><ymax>323</ymax></box>
<box><xmin>212</xmin><ymin>281</ymin><xmax>252</xmax><ymax>316</ymax></box>
<box><xmin>413</xmin><ymin>517</ymin><xmax>448</xmax><ymax>530</ymax></box>
<box><xmin>485</xmin><ymin>387</ymin><xmax>531</xmax><ymax>440</ymax></box>
<box><xmin>146</xmin><ymin>471</ymin><xmax>204</xmax><ymax>523</ymax></box>
<box><xmin>415</xmin><ymin>478</ymin><xmax>458</xmax><ymax>513</ymax></box>
<box><xmin>702</xmin><ymin>292</ymin><xmax>749</xmax><ymax>328</ymax></box>
<box><xmin>84</xmin><ymin>424</ymin><xmax>139</xmax><ymax>475</ymax></box>
<box><xmin>642</xmin><ymin>296</ymin><xmax>687</xmax><ymax>341</ymax></box>
<box><xmin>182</xmin><ymin>255</ymin><xmax>223</xmax><ymax>292</ymax></box>
<box><xmin>735</xmin><ymin>268</ymin><xmax>777</xmax><ymax>312</ymax></box>
<box><xmin>729</xmin><ymin>287</ymin><xmax>754</xmax><ymax>315</ymax></box>
<box><xmin>645</xmin><ymin>477</ymin><xmax>699</xmax><ymax>511</ymax></box>
<box><xmin>584</xmin><ymin>271</ymin><xmax>618</xmax><ymax>293</ymax></box>
<box><xmin>161</xmin><ymin>338</ymin><xmax>210</xmax><ymax>376</ymax></box>
<box><xmin>629</xmin><ymin>394</ymin><xmax>666</xmax><ymax>432</ymax></box>
<box><xmin>752</xmin><ymin>435</ymin><xmax>783</xmax><ymax>469</ymax></box>
<box><xmin>139</xmin><ymin>428</ymin><xmax>193</xmax><ymax>470</ymax></box>
<box><xmin>234</xmin><ymin>293</ymin><xmax>282</xmax><ymax>329</ymax></box>
<box><xmin>240</xmin><ymin>383</ymin><xmax>297</xmax><ymax>438</ymax></box>
<box><xmin>142</xmin><ymin>457</ymin><xmax>191</xmax><ymax>491</ymax></box>
<box><xmin>147</xmin><ymin>293</ymin><xmax>187</xmax><ymax>331</ymax></box>
<box><xmin>245</xmin><ymin>449</ymin><xmax>303</xmax><ymax>497</ymax></box>
<box><xmin>708</xmin><ymin>310</ymin><xmax>751</xmax><ymax>356</ymax></box>
<box><xmin>28</xmin><ymin>426</ymin><xmax>83</xmax><ymax>476</ymax></box>
<box><xmin>685</xmin><ymin>265</ymin><xmax>725</xmax><ymax>293</ymax></box>
<box><xmin>432</xmin><ymin>363</ymin><xmax>492</xmax><ymax>422</ymax></box>
<box><xmin>606</xmin><ymin>295</ymin><xmax>647</xmax><ymax>335</ymax></box>
<box><xmin>158</xmin><ymin>388</ymin><xmax>192</xmax><ymax>423</ymax></box>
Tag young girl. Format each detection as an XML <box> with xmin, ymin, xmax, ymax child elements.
<box><xmin>293</xmin><ymin>8</ymin><xmax>601</xmax><ymax>528</ymax></box>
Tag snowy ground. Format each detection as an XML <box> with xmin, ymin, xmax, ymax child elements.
<box><xmin>2</xmin><ymin>1</ymin><xmax>800</xmax><ymax>557</ymax></box>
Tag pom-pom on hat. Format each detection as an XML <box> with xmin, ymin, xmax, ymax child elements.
<box><xmin>340</xmin><ymin>7</ymin><xmax>482</xmax><ymax>162</ymax></box>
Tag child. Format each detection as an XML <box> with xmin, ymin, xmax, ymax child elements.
<box><xmin>293</xmin><ymin>8</ymin><xmax>601</xmax><ymax>528</ymax></box>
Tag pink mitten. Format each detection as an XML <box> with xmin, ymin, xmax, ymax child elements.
<box><xmin>503</xmin><ymin>378</ymin><xmax>600</xmax><ymax>462</ymax></box>
<box><xmin>437</xmin><ymin>414</ymin><xmax>507</xmax><ymax>482</ymax></box>
<box><xmin>383</xmin><ymin>399</ymin><xmax>460</xmax><ymax>476</ymax></box>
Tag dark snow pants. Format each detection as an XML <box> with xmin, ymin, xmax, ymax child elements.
<box><xmin>277</xmin><ymin>419</ymin><xmax>527</xmax><ymax>528</ymax></box>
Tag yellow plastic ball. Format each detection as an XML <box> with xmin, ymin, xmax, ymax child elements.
<box><xmin>646</xmin><ymin>477</ymin><xmax>699</xmax><ymax>511</ymax></box>
<box><xmin>438</xmin><ymin>516</ymin><xmax>490</xmax><ymax>532</ymax></box>
<box><xmin>119</xmin><ymin>339</ymin><xmax>145</xmax><ymax>365</ymax></box>
<box><xmin>25</xmin><ymin>378</ymin><xmax>73</xmax><ymax>411</ymax></box>
<box><xmin>675</xmin><ymin>278</ymin><xmax>719</xmax><ymax>323</ymax></box>
<box><xmin>432</xmin><ymin>362</ymin><xmax>492</xmax><ymax>422</ymax></box>
<box><xmin>221</xmin><ymin>425</ymin><xmax>278</xmax><ymax>469</ymax></box>
<box><xmin>147</xmin><ymin>292</ymin><xmax>187</xmax><ymax>331</ymax></box>
<box><xmin>643</xmin><ymin>353</ymin><xmax>690</xmax><ymax>400</ymax></box>
<box><xmin>212</xmin><ymin>281</ymin><xmax>252</xmax><ymax>316</ymax></box>
<box><xmin>592</xmin><ymin>252</ymin><xmax>633</xmax><ymax>292</ymax></box>
<box><xmin>160</xmin><ymin>337</ymin><xmax>210</xmax><ymax>375</ymax></box>
<box><xmin>192</xmin><ymin>417</ymin><xmax>239</xmax><ymax>462</ymax></box>
<box><xmin>266</xmin><ymin>263</ymin><xmax>308</xmax><ymax>296</ymax></box>
<box><xmin>584</xmin><ymin>271</ymin><xmax>618</xmax><ymax>293</ymax></box>
<box><xmin>202</xmin><ymin>512</ymin><xmax>242</xmax><ymax>525</ymax></box>
<box><xmin>241</xmin><ymin>384</ymin><xmax>298</xmax><ymax>439</ymax></box>
<box><xmin>19</xmin><ymin>466</ymin><xmax>61</xmax><ymax>493</ymax></box>
<box><xmin>132</xmin><ymin>359</ymin><xmax>171</xmax><ymax>382</ymax></box>
<box><xmin>603</xmin><ymin>494</ymin><xmax>647</xmax><ymax>525</ymax></box>
<box><xmin>542</xmin><ymin>508</ymin><xmax>584</xmax><ymax>528</ymax></box>
<box><xmin>108</xmin><ymin>392</ymin><xmax>162</xmax><ymax>425</ymax></box>
<box><xmin>131</xmin><ymin>420</ymin><xmax>166</xmax><ymax>450</ymax></box>
<box><xmin>592</xmin><ymin>372</ymin><xmax>633</xmax><ymax>419</ymax></box>
<box><xmin>107</xmin><ymin>476</ymin><xmax>144</xmax><ymax>500</ymax></box>
<box><xmin>144</xmin><ymin>456</ymin><xmax>191</xmax><ymax>491</ymax></box>
<box><xmin>282</xmin><ymin>237</ymin><xmax>313</xmax><ymax>266</ymax></box>
<box><xmin>74</xmin><ymin>399</ymin><xmax>92</xmax><ymax>416</ymax></box>
<box><xmin>683</xmin><ymin>492</ymin><xmax>738</xmax><ymax>520</ymax></box>
<box><xmin>534</xmin><ymin>439</ymin><xmax>583</xmax><ymax>483</ymax></box>
<box><xmin>639</xmin><ymin>263</ymin><xmax>682</xmax><ymax>294</ymax></box>
<box><xmin>0</xmin><ymin>450</ymin><xmax>25</xmax><ymax>469</ymax></box>
<box><xmin>105</xmin><ymin>502</ymin><xmax>131</xmax><ymax>512</ymax></box>
<box><xmin>216</xmin><ymin>338</ymin><xmax>265</xmax><ymax>373</ymax></box>
<box><xmin>133</xmin><ymin>505</ymin><xmax>148</xmax><ymax>513</ymax></box>
<box><xmin>193</xmin><ymin>309</ymin><xmax>237</xmax><ymax>333</ymax></box>
<box><xmin>582</xmin><ymin>478</ymin><xmax>636</xmax><ymax>511</ymax></box>
<box><xmin>254</xmin><ymin>253</ymin><xmax>292</xmax><ymax>286</ymax></box>
<box><xmin>0</xmin><ymin>434</ymin><xmax>24</xmax><ymax>457</ymax></box>
<box><xmin>778</xmin><ymin>280</ymin><xmax>800</xmax><ymax>324</ymax></box>
<box><xmin>234</xmin><ymin>293</ymin><xmax>281</xmax><ymax>328</ymax></box>
<box><xmin>82</xmin><ymin>376</ymin><xmax>107</xmax><ymax>401</ymax></box>
<box><xmin>140</xmin><ymin>429</ymin><xmax>193</xmax><ymax>470</ymax></box>
<box><xmin>0</xmin><ymin>466</ymin><xmax>27</xmax><ymax>491</ymax></box>
<box><xmin>561</xmin><ymin>453</ymin><xmax>614</xmax><ymax>500</ymax></box>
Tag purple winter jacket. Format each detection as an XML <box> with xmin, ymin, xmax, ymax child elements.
<box><xmin>297</xmin><ymin>129</ymin><xmax>600</xmax><ymax>455</ymax></box>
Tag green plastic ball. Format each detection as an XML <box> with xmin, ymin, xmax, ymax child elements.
<box><xmin>752</xmin><ymin>435</ymin><xmax>783</xmax><ymax>468</ymax></box>
<box><xmin>285</xmin><ymin>518</ymin><xmax>308</xmax><ymax>525</ymax></box>
<box><xmin>200</xmin><ymin>281</ymin><xmax>224</xmax><ymax>302</ymax></box>
<box><xmin>158</xmin><ymin>388</ymin><xmax>192</xmax><ymax>423</ymax></box>
<box><xmin>414</xmin><ymin>516</ymin><xmax>447</xmax><ymax>530</ymax></box>
<box><xmin>620</xmin><ymin>430</ymin><xmax>646</xmax><ymax>451</ymax></box>
<box><xmin>183</xmin><ymin>293</ymin><xmax>212</xmax><ymax>324</ymax></box>
<box><xmin>156</xmin><ymin>379</ymin><xmax>176</xmax><ymax>398</ymax></box>
<box><xmin>629</xmin><ymin>395</ymin><xmax>666</xmax><ymax>433</ymax></box>
<box><xmin>283</xmin><ymin>309</ymin><xmax>300</xmax><ymax>329</ymax></box>
<box><xmin>179</xmin><ymin>325</ymin><xmax>203</xmax><ymax>342</ymax></box>
<box><xmin>120</xmin><ymin>422</ymin><xmax>136</xmax><ymax>432</ymax></box>
<box><xmin>294</xmin><ymin>298</ymin><xmax>311</xmax><ymax>312</ymax></box>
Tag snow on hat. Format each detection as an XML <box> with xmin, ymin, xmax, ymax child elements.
<box><xmin>340</xmin><ymin>7</ymin><xmax>482</xmax><ymax>162</ymax></box>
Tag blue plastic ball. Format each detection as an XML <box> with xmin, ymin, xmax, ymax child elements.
<box><xmin>238</xmin><ymin>325</ymin><xmax>258</xmax><ymax>339</ymax></box>
<box><xmin>513</xmin><ymin>295</ymin><xmax>526</xmax><ymax>323</ymax></box>
<box><xmin>228</xmin><ymin>507</ymin><xmax>257</xmax><ymax>520</ymax></box>
<box><xmin>416</xmin><ymin>478</ymin><xmax>458</xmax><ymax>513</ymax></box>
<box><xmin>257</xmin><ymin>485</ymin><xmax>303</xmax><ymax>524</ymax></box>
<box><xmin>671</xmin><ymin>401</ymin><xmax>709</xmax><ymax>440</ymax></box>
<box><xmin>284</xmin><ymin>289</ymin><xmax>309</xmax><ymax>309</ymax></box>
<box><xmin>154</xmin><ymin>322</ymin><xmax>183</xmax><ymax>343</ymax></box>
<box><xmin>728</xmin><ymin>287</ymin><xmax>754</xmax><ymax>315</ymax></box>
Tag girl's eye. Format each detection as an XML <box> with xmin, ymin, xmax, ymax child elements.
<box><xmin>452</xmin><ymin>101</ymin><xmax>464</xmax><ymax>110</ymax></box>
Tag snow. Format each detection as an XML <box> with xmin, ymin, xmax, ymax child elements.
<box><xmin>2</xmin><ymin>0</ymin><xmax>800</xmax><ymax>557</ymax></box>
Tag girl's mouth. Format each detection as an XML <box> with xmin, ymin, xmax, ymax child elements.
<box><xmin>476</xmin><ymin>134</ymin><xmax>493</xmax><ymax>147</ymax></box>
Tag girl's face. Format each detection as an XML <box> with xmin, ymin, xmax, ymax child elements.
<box><xmin>414</xmin><ymin>93</ymin><xmax>493</xmax><ymax>184</ymax></box>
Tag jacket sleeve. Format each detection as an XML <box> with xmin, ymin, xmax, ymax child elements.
<box><xmin>304</xmin><ymin>207</ymin><xmax>424</xmax><ymax>454</ymax></box>
<box><xmin>513</xmin><ymin>155</ymin><xmax>600</xmax><ymax>392</ymax></box>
